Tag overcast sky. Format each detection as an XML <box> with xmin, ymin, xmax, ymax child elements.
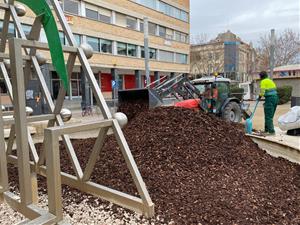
<box><xmin>190</xmin><ymin>0</ymin><xmax>300</xmax><ymax>46</ymax></box>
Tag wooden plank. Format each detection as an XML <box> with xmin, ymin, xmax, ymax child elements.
<box><xmin>47</xmin><ymin>119</ymin><xmax>113</xmax><ymax>136</ymax></box>
<box><xmin>9</xmin><ymin>38</ymin><xmax>33</xmax><ymax>205</ymax></box>
<box><xmin>250</xmin><ymin>135</ymin><xmax>300</xmax><ymax>165</ymax></box>
<box><xmin>44</xmin><ymin>129</ymin><xmax>63</xmax><ymax>220</ymax></box>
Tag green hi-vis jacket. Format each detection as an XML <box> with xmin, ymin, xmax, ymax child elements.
<box><xmin>260</xmin><ymin>78</ymin><xmax>277</xmax><ymax>97</ymax></box>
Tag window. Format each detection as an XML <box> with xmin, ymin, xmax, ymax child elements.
<box><xmin>39</xmin><ymin>29</ymin><xmax>47</xmax><ymax>43</ymax></box>
<box><xmin>159</xmin><ymin>1</ymin><xmax>167</xmax><ymax>13</ymax></box>
<box><xmin>139</xmin><ymin>0</ymin><xmax>156</xmax><ymax>9</ymax></box>
<box><xmin>21</xmin><ymin>24</ymin><xmax>31</xmax><ymax>37</ymax></box>
<box><xmin>85</xmin><ymin>37</ymin><xmax>112</xmax><ymax>54</ymax></box>
<box><xmin>74</xmin><ymin>34</ymin><xmax>81</xmax><ymax>45</ymax></box>
<box><xmin>117</xmin><ymin>42</ymin><xmax>137</xmax><ymax>57</ymax></box>
<box><xmin>87</xmin><ymin>36</ymin><xmax>99</xmax><ymax>52</ymax></box>
<box><xmin>148</xmin><ymin>22</ymin><xmax>157</xmax><ymax>35</ymax></box>
<box><xmin>99</xmin><ymin>7</ymin><xmax>112</xmax><ymax>23</ymax></box>
<box><xmin>160</xmin><ymin>50</ymin><xmax>174</xmax><ymax>62</ymax></box>
<box><xmin>99</xmin><ymin>14</ymin><xmax>111</xmax><ymax>23</ymax></box>
<box><xmin>65</xmin><ymin>33</ymin><xmax>81</xmax><ymax>46</ymax></box>
<box><xmin>63</xmin><ymin>0</ymin><xmax>79</xmax><ymax>15</ymax></box>
<box><xmin>180</xmin><ymin>11</ymin><xmax>188</xmax><ymax>22</ymax></box>
<box><xmin>159</xmin><ymin>26</ymin><xmax>166</xmax><ymax>38</ymax></box>
<box><xmin>175</xmin><ymin>31</ymin><xmax>188</xmax><ymax>43</ymax></box>
<box><xmin>100</xmin><ymin>39</ymin><xmax>112</xmax><ymax>53</ymax></box>
<box><xmin>159</xmin><ymin>1</ymin><xmax>172</xmax><ymax>16</ymax></box>
<box><xmin>174</xmin><ymin>8</ymin><xmax>180</xmax><ymax>19</ymax></box>
<box><xmin>175</xmin><ymin>53</ymin><xmax>187</xmax><ymax>64</ymax></box>
<box><xmin>117</xmin><ymin>42</ymin><xmax>127</xmax><ymax>55</ymax></box>
<box><xmin>166</xmin><ymin>28</ymin><xmax>173</xmax><ymax>40</ymax></box>
<box><xmin>86</xmin><ymin>8</ymin><xmax>98</xmax><ymax>20</ymax></box>
<box><xmin>181</xmin><ymin>33</ymin><xmax>188</xmax><ymax>43</ymax></box>
<box><xmin>116</xmin><ymin>13</ymin><xmax>127</xmax><ymax>27</ymax></box>
<box><xmin>8</xmin><ymin>22</ymin><xmax>15</xmax><ymax>38</ymax></box>
<box><xmin>127</xmin><ymin>44</ymin><xmax>137</xmax><ymax>57</ymax></box>
<box><xmin>159</xmin><ymin>1</ymin><xmax>189</xmax><ymax>22</ymax></box>
<box><xmin>71</xmin><ymin>73</ymin><xmax>81</xmax><ymax>97</ymax></box>
<box><xmin>85</xmin><ymin>4</ymin><xmax>111</xmax><ymax>23</ymax></box>
<box><xmin>141</xmin><ymin>47</ymin><xmax>157</xmax><ymax>59</ymax></box>
<box><xmin>126</xmin><ymin>17</ymin><xmax>137</xmax><ymax>30</ymax></box>
<box><xmin>175</xmin><ymin>31</ymin><xmax>181</xmax><ymax>42</ymax></box>
<box><xmin>59</xmin><ymin>31</ymin><xmax>65</xmax><ymax>45</ymax></box>
<box><xmin>140</xmin><ymin>22</ymin><xmax>144</xmax><ymax>32</ymax></box>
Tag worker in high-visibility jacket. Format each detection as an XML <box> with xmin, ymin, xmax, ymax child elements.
<box><xmin>259</xmin><ymin>71</ymin><xmax>279</xmax><ymax>135</ymax></box>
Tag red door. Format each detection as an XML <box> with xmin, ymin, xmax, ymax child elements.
<box><xmin>124</xmin><ymin>75</ymin><xmax>135</xmax><ymax>89</ymax></box>
<box><xmin>100</xmin><ymin>73</ymin><xmax>112</xmax><ymax>92</ymax></box>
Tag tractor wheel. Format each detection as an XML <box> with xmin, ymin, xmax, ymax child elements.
<box><xmin>222</xmin><ymin>102</ymin><xmax>242</xmax><ymax>123</ymax></box>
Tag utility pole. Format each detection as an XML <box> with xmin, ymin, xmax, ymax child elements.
<box><xmin>270</xmin><ymin>29</ymin><xmax>275</xmax><ymax>80</ymax></box>
<box><xmin>144</xmin><ymin>17</ymin><xmax>150</xmax><ymax>87</ymax></box>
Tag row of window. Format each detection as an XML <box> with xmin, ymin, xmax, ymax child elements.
<box><xmin>54</xmin><ymin>0</ymin><xmax>189</xmax><ymax>44</ymax></box>
<box><xmin>85</xmin><ymin>35</ymin><xmax>187</xmax><ymax>64</ymax></box>
<box><xmin>0</xmin><ymin>21</ymin><xmax>188</xmax><ymax>64</ymax></box>
<box><xmin>136</xmin><ymin>0</ymin><xmax>189</xmax><ymax>22</ymax></box>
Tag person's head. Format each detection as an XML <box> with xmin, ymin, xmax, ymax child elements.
<box><xmin>259</xmin><ymin>71</ymin><xmax>268</xmax><ymax>80</ymax></box>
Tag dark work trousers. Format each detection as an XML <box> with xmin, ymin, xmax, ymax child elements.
<box><xmin>264</xmin><ymin>95</ymin><xmax>279</xmax><ymax>133</ymax></box>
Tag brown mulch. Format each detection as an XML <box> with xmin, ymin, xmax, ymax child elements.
<box><xmin>117</xmin><ymin>101</ymin><xmax>149</xmax><ymax>121</ymax></box>
<box><xmin>53</xmin><ymin>107</ymin><xmax>300</xmax><ymax>225</ymax></box>
<box><xmin>7</xmin><ymin>106</ymin><xmax>300</xmax><ymax>224</ymax></box>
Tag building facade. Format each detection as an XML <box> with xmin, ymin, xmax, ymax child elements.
<box><xmin>0</xmin><ymin>0</ymin><xmax>190</xmax><ymax>106</ymax></box>
<box><xmin>191</xmin><ymin>31</ymin><xmax>257</xmax><ymax>83</ymax></box>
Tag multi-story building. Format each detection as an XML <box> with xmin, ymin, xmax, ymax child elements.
<box><xmin>0</xmin><ymin>0</ymin><xmax>190</xmax><ymax>106</ymax></box>
<box><xmin>191</xmin><ymin>31</ymin><xmax>257</xmax><ymax>82</ymax></box>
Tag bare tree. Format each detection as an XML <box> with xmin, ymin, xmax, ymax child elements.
<box><xmin>191</xmin><ymin>46</ymin><xmax>224</xmax><ymax>76</ymax></box>
<box><xmin>257</xmin><ymin>29</ymin><xmax>300</xmax><ymax>70</ymax></box>
<box><xmin>190</xmin><ymin>33</ymin><xmax>209</xmax><ymax>45</ymax></box>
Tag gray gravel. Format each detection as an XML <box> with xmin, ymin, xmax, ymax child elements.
<box><xmin>0</xmin><ymin>188</ymin><xmax>168</xmax><ymax>225</ymax></box>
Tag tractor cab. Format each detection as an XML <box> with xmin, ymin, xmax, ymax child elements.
<box><xmin>191</xmin><ymin>76</ymin><xmax>231</xmax><ymax>114</ymax></box>
<box><xmin>191</xmin><ymin>76</ymin><xmax>245</xmax><ymax>122</ymax></box>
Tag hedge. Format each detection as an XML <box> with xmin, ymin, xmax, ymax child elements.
<box><xmin>277</xmin><ymin>86</ymin><xmax>292</xmax><ymax>105</ymax></box>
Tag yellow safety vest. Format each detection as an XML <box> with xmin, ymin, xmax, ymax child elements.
<box><xmin>260</xmin><ymin>78</ymin><xmax>277</xmax><ymax>97</ymax></box>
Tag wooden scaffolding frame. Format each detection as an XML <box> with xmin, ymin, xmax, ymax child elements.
<box><xmin>0</xmin><ymin>1</ymin><xmax>154</xmax><ymax>224</ymax></box>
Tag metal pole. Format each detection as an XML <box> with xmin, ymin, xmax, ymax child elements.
<box><xmin>144</xmin><ymin>17</ymin><xmax>150</xmax><ymax>87</ymax></box>
<box><xmin>270</xmin><ymin>29</ymin><xmax>275</xmax><ymax>80</ymax></box>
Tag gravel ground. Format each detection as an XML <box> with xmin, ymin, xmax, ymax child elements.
<box><xmin>0</xmin><ymin>179</ymin><xmax>166</xmax><ymax>225</ymax></box>
<box><xmin>2</xmin><ymin>160</ymin><xmax>165</xmax><ymax>225</ymax></box>
<box><xmin>0</xmin><ymin>202</ymin><xmax>24</xmax><ymax>225</ymax></box>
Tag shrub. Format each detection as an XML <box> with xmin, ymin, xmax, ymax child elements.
<box><xmin>277</xmin><ymin>86</ymin><xmax>292</xmax><ymax>105</ymax></box>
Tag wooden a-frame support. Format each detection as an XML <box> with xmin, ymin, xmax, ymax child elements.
<box><xmin>0</xmin><ymin>0</ymin><xmax>154</xmax><ymax>224</ymax></box>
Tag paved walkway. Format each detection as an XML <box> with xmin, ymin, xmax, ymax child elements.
<box><xmin>250</xmin><ymin>101</ymin><xmax>291</xmax><ymax>131</ymax></box>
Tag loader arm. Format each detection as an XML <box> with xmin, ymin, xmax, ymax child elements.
<box><xmin>155</xmin><ymin>74</ymin><xmax>202</xmax><ymax>100</ymax></box>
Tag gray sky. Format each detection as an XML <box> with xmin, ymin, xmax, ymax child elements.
<box><xmin>190</xmin><ymin>0</ymin><xmax>300</xmax><ymax>46</ymax></box>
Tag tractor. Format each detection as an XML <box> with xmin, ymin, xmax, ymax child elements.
<box><xmin>118</xmin><ymin>74</ymin><xmax>249</xmax><ymax>123</ymax></box>
<box><xmin>188</xmin><ymin>76</ymin><xmax>247</xmax><ymax>122</ymax></box>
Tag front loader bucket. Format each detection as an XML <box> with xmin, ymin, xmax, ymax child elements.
<box><xmin>118</xmin><ymin>88</ymin><xmax>163</xmax><ymax>108</ymax></box>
